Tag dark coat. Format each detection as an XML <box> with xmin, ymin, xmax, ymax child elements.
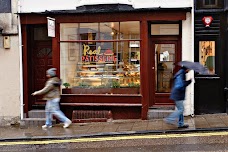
<box><xmin>170</xmin><ymin>69</ymin><xmax>191</xmax><ymax>101</ymax></box>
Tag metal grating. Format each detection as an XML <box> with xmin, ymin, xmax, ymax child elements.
<box><xmin>72</xmin><ymin>110</ymin><xmax>113</xmax><ymax>123</ymax></box>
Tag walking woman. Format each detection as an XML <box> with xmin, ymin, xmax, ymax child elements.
<box><xmin>32</xmin><ymin>68</ymin><xmax>72</xmax><ymax>129</ymax></box>
<box><xmin>164</xmin><ymin>66</ymin><xmax>192</xmax><ymax>128</ymax></box>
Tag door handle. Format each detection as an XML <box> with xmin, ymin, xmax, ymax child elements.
<box><xmin>152</xmin><ymin>67</ymin><xmax>155</xmax><ymax>69</ymax></box>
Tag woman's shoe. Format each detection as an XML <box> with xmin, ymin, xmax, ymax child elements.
<box><xmin>42</xmin><ymin>125</ymin><xmax>52</xmax><ymax>129</ymax></box>
<box><xmin>163</xmin><ymin>118</ymin><xmax>177</xmax><ymax>126</ymax></box>
<box><xmin>178</xmin><ymin>124</ymin><xmax>189</xmax><ymax>128</ymax></box>
<box><xmin>63</xmin><ymin>120</ymin><xmax>72</xmax><ymax>128</ymax></box>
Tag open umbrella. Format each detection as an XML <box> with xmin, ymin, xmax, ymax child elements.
<box><xmin>178</xmin><ymin>61</ymin><xmax>209</xmax><ymax>74</ymax></box>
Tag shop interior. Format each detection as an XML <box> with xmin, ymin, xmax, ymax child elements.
<box><xmin>60</xmin><ymin>22</ymin><xmax>140</xmax><ymax>93</ymax></box>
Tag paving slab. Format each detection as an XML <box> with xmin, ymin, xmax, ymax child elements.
<box><xmin>0</xmin><ymin>114</ymin><xmax>228</xmax><ymax>141</ymax></box>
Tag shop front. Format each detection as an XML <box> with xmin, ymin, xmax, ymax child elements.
<box><xmin>194</xmin><ymin>0</ymin><xmax>226</xmax><ymax>114</ymax></box>
<box><xmin>20</xmin><ymin>4</ymin><xmax>191</xmax><ymax>120</ymax></box>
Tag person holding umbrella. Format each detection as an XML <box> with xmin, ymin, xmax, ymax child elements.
<box><xmin>164</xmin><ymin>61</ymin><xmax>209</xmax><ymax>128</ymax></box>
<box><xmin>164</xmin><ymin>61</ymin><xmax>208</xmax><ymax>128</ymax></box>
<box><xmin>164</xmin><ymin>65</ymin><xmax>192</xmax><ymax>128</ymax></box>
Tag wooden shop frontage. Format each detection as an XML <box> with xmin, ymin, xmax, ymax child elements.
<box><xmin>20</xmin><ymin>4</ymin><xmax>191</xmax><ymax>121</ymax></box>
<box><xmin>194</xmin><ymin>0</ymin><xmax>227</xmax><ymax>114</ymax></box>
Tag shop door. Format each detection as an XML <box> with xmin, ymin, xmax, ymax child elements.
<box><xmin>150</xmin><ymin>39</ymin><xmax>179</xmax><ymax>106</ymax></box>
<box><xmin>31</xmin><ymin>41</ymin><xmax>52</xmax><ymax>106</ymax></box>
<box><xmin>27</xmin><ymin>25</ymin><xmax>53</xmax><ymax>108</ymax></box>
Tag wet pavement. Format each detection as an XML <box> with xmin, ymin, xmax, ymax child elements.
<box><xmin>1</xmin><ymin>114</ymin><xmax>228</xmax><ymax>141</ymax></box>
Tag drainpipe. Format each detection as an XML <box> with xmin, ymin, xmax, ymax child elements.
<box><xmin>190</xmin><ymin>0</ymin><xmax>195</xmax><ymax>117</ymax></box>
<box><xmin>18</xmin><ymin>0</ymin><xmax>24</xmax><ymax>120</ymax></box>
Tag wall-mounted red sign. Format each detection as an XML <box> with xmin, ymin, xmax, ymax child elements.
<box><xmin>202</xmin><ymin>16</ymin><xmax>213</xmax><ymax>27</ymax></box>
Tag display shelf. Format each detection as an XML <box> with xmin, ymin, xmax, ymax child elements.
<box><xmin>79</xmin><ymin>71</ymin><xmax>104</xmax><ymax>73</ymax></box>
<box><xmin>81</xmin><ymin>65</ymin><xmax>105</xmax><ymax>68</ymax></box>
<box><xmin>74</xmin><ymin>62</ymin><xmax>140</xmax><ymax>87</ymax></box>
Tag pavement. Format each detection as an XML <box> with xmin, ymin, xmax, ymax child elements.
<box><xmin>1</xmin><ymin>113</ymin><xmax>228</xmax><ymax>141</ymax></box>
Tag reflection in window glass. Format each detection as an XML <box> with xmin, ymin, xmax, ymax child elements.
<box><xmin>120</xmin><ymin>21</ymin><xmax>140</xmax><ymax>39</ymax></box>
<box><xmin>151</xmin><ymin>24</ymin><xmax>179</xmax><ymax>35</ymax></box>
<box><xmin>199</xmin><ymin>41</ymin><xmax>215</xmax><ymax>74</ymax></box>
<box><xmin>196</xmin><ymin>0</ymin><xmax>223</xmax><ymax>9</ymax></box>
<box><xmin>79</xmin><ymin>23</ymin><xmax>99</xmax><ymax>41</ymax></box>
<box><xmin>100</xmin><ymin>22</ymin><xmax>119</xmax><ymax>40</ymax></box>
<box><xmin>204</xmin><ymin>0</ymin><xmax>216</xmax><ymax>5</ymax></box>
<box><xmin>155</xmin><ymin>44</ymin><xmax>175</xmax><ymax>93</ymax></box>
<box><xmin>75</xmin><ymin>42</ymin><xmax>139</xmax><ymax>87</ymax></box>
<box><xmin>60</xmin><ymin>23</ymin><xmax>78</xmax><ymax>41</ymax></box>
<box><xmin>60</xmin><ymin>22</ymin><xmax>140</xmax><ymax>94</ymax></box>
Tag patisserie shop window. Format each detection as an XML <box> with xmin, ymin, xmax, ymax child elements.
<box><xmin>60</xmin><ymin>22</ymin><xmax>141</xmax><ymax>94</ymax></box>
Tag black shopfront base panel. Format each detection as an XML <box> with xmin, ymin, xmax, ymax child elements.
<box><xmin>194</xmin><ymin>77</ymin><xmax>226</xmax><ymax>114</ymax></box>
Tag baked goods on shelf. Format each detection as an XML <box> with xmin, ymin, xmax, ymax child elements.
<box><xmin>75</xmin><ymin>62</ymin><xmax>140</xmax><ymax>87</ymax></box>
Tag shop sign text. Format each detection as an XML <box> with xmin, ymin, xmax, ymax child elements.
<box><xmin>82</xmin><ymin>44</ymin><xmax>117</xmax><ymax>62</ymax></box>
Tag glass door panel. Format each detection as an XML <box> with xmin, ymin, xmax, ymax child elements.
<box><xmin>155</xmin><ymin>44</ymin><xmax>175</xmax><ymax>93</ymax></box>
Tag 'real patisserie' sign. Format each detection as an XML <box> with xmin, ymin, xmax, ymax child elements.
<box><xmin>82</xmin><ymin>44</ymin><xmax>117</xmax><ymax>62</ymax></box>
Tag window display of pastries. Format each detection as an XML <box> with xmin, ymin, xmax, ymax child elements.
<box><xmin>116</xmin><ymin>73</ymin><xmax>124</xmax><ymax>77</ymax></box>
<box><xmin>76</xmin><ymin>62</ymin><xmax>140</xmax><ymax>87</ymax></box>
<box><xmin>124</xmin><ymin>71</ymin><xmax>140</xmax><ymax>77</ymax></box>
<box><xmin>81</xmin><ymin>66</ymin><xmax>88</xmax><ymax>71</ymax></box>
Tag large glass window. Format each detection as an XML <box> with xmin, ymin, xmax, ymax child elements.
<box><xmin>60</xmin><ymin>21</ymin><xmax>140</xmax><ymax>94</ymax></box>
<box><xmin>199</xmin><ymin>41</ymin><xmax>215</xmax><ymax>74</ymax></box>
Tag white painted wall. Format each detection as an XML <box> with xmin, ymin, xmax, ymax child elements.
<box><xmin>0</xmin><ymin>36</ymin><xmax>20</xmax><ymax>125</ymax></box>
<box><xmin>77</xmin><ymin>0</ymin><xmax>134</xmax><ymax>6</ymax></box>
<box><xmin>20</xmin><ymin>0</ymin><xmax>77</xmax><ymax>12</ymax></box>
<box><xmin>133</xmin><ymin>0</ymin><xmax>191</xmax><ymax>8</ymax></box>
<box><xmin>182</xmin><ymin>12</ymin><xmax>194</xmax><ymax>116</ymax></box>
<box><xmin>0</xmin><ymin>0</ymin><xmax>20</xmax><ymax>126</ymax></box>
<box><xmin>20</xmin><ymin>0</ymin><xmax>192</xmax><ymax>13</ymax></box>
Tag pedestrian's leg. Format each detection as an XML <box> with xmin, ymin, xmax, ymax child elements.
<box><xmin>43</xmin><ymin>100</ymin><xmax>52</xmax><ymax>128</ymax></box>
<box><xmin>165</xmin><ymin>104</ymin><xmax>179</xmax><ymax>125</ymax></box>
<box><xmin>175</xmin><ymin>100</ymin><xmax>186</xmax><ymax>127</ymax></box>
<box><xmin>53</xmin><ymin>109</ymin><xmax>70</xmax><ymax>123</ymax></box>
<box><xmin>179</xmin><ymin>114</ymin><xmax>184</xmax><ymax>127</ymax></box>
<box><xmin>51</xmin><ymin>100</ymin><xmax>72</xmax><ymax>128</ymax></box>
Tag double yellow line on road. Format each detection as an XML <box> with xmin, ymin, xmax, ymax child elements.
<box><xmin>0</xmin><ymin>131</ymin><xmax>228</xmax><ymax>146</ymax></box>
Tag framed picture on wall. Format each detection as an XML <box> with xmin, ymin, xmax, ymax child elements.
<box><xmin>68</xmin><ymin>48</ymin><xmax>76</xmax><ymax>61</ymax></box>
<box><xmin>68</xmin><ymin>35</ymin><xmax>77</xmax><ymax>61</ymax></box>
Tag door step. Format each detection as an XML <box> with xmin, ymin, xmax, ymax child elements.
<box><xmin>21</xmin><ymin>118</ymin><xmax>56</xmax><ymax>127</ymax></box>
<box><xmin>72</xmin><ymin>110</ymin><xmax>113</xmax><ymax>123</ymax></box>
<box><xmin>149</xmin><ymin>106</ymin><xmax>175</xmax><ymax>110</ymax></box>
<box><xmin>28</xmin><ymin>110</ymin><xmax>46</xmax><ymax>118</ymax></box>
<box><xmin>32</xmin><ymin>104</ymin><xmax>45</xmax><ymax>110</ymax></box>
<box><xmin>21</xmin><ymin>110</ymin><xmax>56</xmax><ymax>127</ymax></box>
<box><xmin>148</xmin><ymin>106</ymin><xmax>175</xmax><ymax>119</ymax></box>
